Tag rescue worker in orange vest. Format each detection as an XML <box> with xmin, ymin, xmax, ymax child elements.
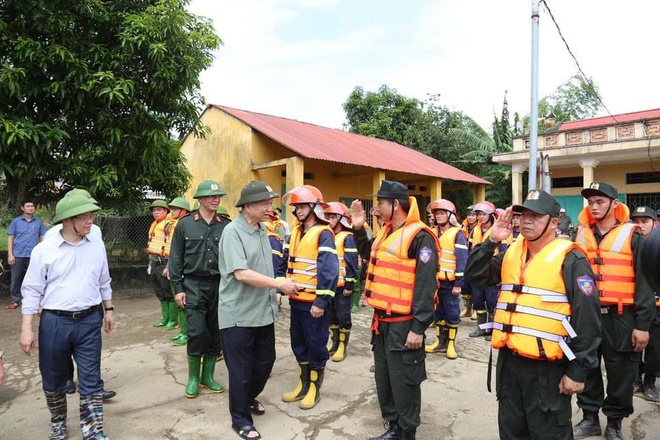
<box><xmin>468</xmin><ymin>201</ymin><xmax>506</xmax><ymax>339</ymax></box>
<box><xmin>163</xmin><ymin>197</ymin><xmax>191</xmax><ymax>346</ymax></box>
<box><xmin>352</xmin><ymin>181</ymin><xmax>439</xmax><ymax>440</ymax></box>
<box><xmin>466</xmin><ymin>189</ymin><xmax>601</xmax><ymax>440</ymax></box>
<box><xmin>147</xmin><ymin>200</ymin><xmax>178</xmax><ymax>331</ymax></box>
<box><xmin>630</xmin><ymin>206</ymin><xmax>660</xmax><ymax>402</ymax></box>
<box><xmin>324</xmin><ymin>202</ymin><xmax>359</xmax><ymax>363</ymax></box>
<box><xmin>572</xmin><ymin>182</ymin><xmax>654</xmax><ymax>440</ymax></box>
<box><xmin>281</xmin><ymin>185</ymin><xmax>339</xmax><ymax>410</ymax></box>
<box><xmin>459</xmin><ymin>205</ymin><xmax>477</xmax><ymax>319</ymax></box>
<box><xmin>424</xmin><ymin>199</ymin><xmax>468</xmax><ymax>360</ymax></box>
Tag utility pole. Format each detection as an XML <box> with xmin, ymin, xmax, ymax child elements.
<box><xmin>528</xmin><ymin>1</ymin><xmax>540</xmax><ymax>190</ymax></box>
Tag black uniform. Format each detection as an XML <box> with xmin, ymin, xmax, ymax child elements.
<box><xmin>354</xmin><ymin>225</ymin><xmax>437</xmax><ymax>434</ymax></box>
<box><xmin>466</xmin><ymin>239</ymin><xmax>601</xmax><ymax>440</ymax></box>
<box><xmin>169</xmin><ymin>211</ymin><xmax>231</xmax><ymax>357</ymax></box>
<box><xmin>576</xmin><ymin>227</ymin><xmax>654</xmax><ymax>419</ymax></box>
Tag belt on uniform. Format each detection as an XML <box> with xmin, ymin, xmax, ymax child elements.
<box><xmin>44</xmin><ymin>304</ymin><xmax>102</xmax><ymax>320</ymax></box>
<box><xmin>600</xmin><ymin>305</ymin><xmax>631</xmax><ymax>315</ymax></box>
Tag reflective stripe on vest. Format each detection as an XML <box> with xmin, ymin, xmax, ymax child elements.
<box><xmin>575</xmin><ymin>222</ymin><xmax>636</xmax><ymax>314</ymax></box>
<box><xmin>435</xmin><ymin>227</ymin><xmax>462</xmax><ymax>281</ymax></box>
<box><xmin>287</xmin><ymin>224</ymin><xmax>333</xmax><ymax>302</ymax></box>
<box><xmin>490</xmin><ymin>238</ymin><xmax>578</xmax><ymax>361</ymax></box>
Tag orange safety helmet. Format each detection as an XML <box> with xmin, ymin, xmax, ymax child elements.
<box><xmin>283</xmin><ymin>185</ymin><xmax>329</xmax><ymax>223</ymax></box>
<box><xmin>473</xmin><ymin>201</ymin><xmax>496</xmax><ymax>215</ymax></box>
<box><xmin>325</xmin><ymin>201</ymin><xmax>352</xmax><ymax>229</ymax></box>
<box><xmin>495</xmin><ymin>208</ymin><xmax>505</xmax><ymax>219</ymax></box>
<box><xmin>427</xmin><ymin>199</ymin><xmax>457</xmax><ymax>215</ymax></box>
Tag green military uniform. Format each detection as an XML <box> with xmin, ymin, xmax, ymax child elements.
<box><xmin>169</xmin><ymin>209</ymin><xmax>230</xmax><ymax>357</ymax></box>
<box><xmin>465</xmin><ymin>190</ymin><xmax>602</xmax><ymax>440</ymax></box>
<box><xmin>355</xmin><ymin>181</ymin><xmax>437</xmax><ymax>440</ymax></box>
<box><xmin>168</xmin><ymin>180</ymin><xmax>230</xmax><ymax>398</ymax></box>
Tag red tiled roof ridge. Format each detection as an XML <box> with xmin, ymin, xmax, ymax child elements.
<box><xmin>559</xmin><ymin>108</ymin><xmax>660</xmax><ymax>131</ymax></box>
<box><xmin>208</xmin><ymin>104</ymin><xmax>490</xmax><ymax>185</ymax></box>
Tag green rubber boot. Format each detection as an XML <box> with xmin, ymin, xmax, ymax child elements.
<box><xmin>200</xmin><ymin>354</ymin><xmax>224</xmax><ymax>393</ymax></box>
<box><xmin>162</xmin><ymin>301</ymin><xmax>179</xmax><ymax>331</ymax></box>
<box><xmin>351</xmin><ymin>283</ymin><xmax>361</xmax><ymax>312</ymax></box>
<box><xmin>185</xmin><ymin>355</ymin><xmax>202</xmax><ymax>398</ymax></box>
<box><xmin>153</xmin><ymin>301</ymin><xmax>168</xmax><ymax>327</ymax></box>
<box><xmin>172</xmin><ymin>309</ymin><xmax>189</xmax><ymax>345</ymax></box>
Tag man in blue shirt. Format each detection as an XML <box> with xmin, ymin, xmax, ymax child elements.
<box><xmin>7</xmin><ymin>199</ymin><xmax>45</xmax><ymax>309</ymax></box>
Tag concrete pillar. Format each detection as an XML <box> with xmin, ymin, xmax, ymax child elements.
<box><xmin>429</xmin><ymin>178</ymin><xmax>443</xmax><ymax>202</ymax></box>
<box><xmin>372</xmin><ymin>170</ymin><xmax>386</xmax><ymax>232</ymax></box>
<box><xmin>473</xmin><ymin>184</ymin><xmax>486</xmax><ymax>204</ymax></box>
<box><xmin>511</xmin><ymin>164</ymin><xmax>527</xmax><ymax>205</ymax></box>
<box><xmin>579</xmin><ymin>158</ymin><xmax>599</xmax><ymax>207</ymax></box>
<box><xmin>286</xmin><ymin>156</ymin><xmax>304</xmax><ymax>195</ymax></box>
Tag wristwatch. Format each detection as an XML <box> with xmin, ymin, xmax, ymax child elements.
<box><xmin>104</xmin><ymin>306</ymin><xmax>115</xmax><ymax>312</ymax></box>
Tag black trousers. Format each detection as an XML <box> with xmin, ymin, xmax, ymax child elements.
<box><xmin>642</xmin><ymin>320</ymin><xmax>660</xmax><ymax>377</ymax></box>
<box><xmin>372</xmin><ymin>319</ymin><xmax>426</xmax><ymax>432</ymax></box>
<box><xmin>577</xmin><ymin>311</ymin><xmax>639</xmax><ymax>418</ymax></box>
<box><xmin>150</xmin><ymin>262</ymin><xmax>172</xmax><ymax>301</ymax></box>
<box><xmin>496</xmin><ymin>348</ymin><xmax>572</xmax><ymax>440</ymax></box>
<box><xmin>184</xmin><ymin>276</ymin><xmax>221</xmax><ymax>357</ymax></box>
<box><xmin>220</xmin><ymin>324</ymin><xmax>276</xmax><ymax>429</ymax></box>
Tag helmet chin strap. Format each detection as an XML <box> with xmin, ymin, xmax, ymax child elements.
<box><xmin>300</xmin><ymin>202</ymin><xmax>317</xmax><ymax>224</ymax></box>
<box><xmin>528</xmin><ymin>217</ymin><xmax>552</xmax><ymax>242</ymax></box>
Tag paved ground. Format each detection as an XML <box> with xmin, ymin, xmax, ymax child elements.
<box><xmin>1</xmin><ymin>290</ymin><xmax>659</xmax><ymax>439</ymax></box>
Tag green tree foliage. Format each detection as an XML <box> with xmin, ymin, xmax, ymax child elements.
<box><xmin>517</xmin><ymin>74</ymin><xmax>604</xmax><ymax>134</ymax></box>
<box><xmin>0</xmin><ymin>0</ymin><xmax>221</xmax><ymax>209</ymax></box>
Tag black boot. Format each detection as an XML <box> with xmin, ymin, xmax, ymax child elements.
<box><xmin>368</xmin><ymin>420</ymin><xmax>402</xmax><ymax>440</ymax></box>
<box><xmin>400</xmin><ymin>428</ymin><xmax>416</xmax><ymax>440</ymax></box>
<box><xmin>469</xmin><ymin>311</ymin><xmax>487</xmax><ymax>337</ymax></box>
<box><xmin>327</xmin><ymin>325</ymin><xmax>340</xmax><ymax>355</ymax></box>
<box><xmin>573</xmin><ymin>411</ymin><xmax>601</xmax><ymax>439</ymax></box>
<box><xmin>604</xmin><ymin>417</ymin><xmax>623</xmax><ymax>440</ymax></box>
<box><xmin>643</xmin><ymin>374</ymin><xmax>659</xmax><ymax>402</ymax></box>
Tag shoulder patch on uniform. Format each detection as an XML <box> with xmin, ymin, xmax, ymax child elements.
<box><xmin>576</xmin><ymin>275</ymin><xmax>595</xmax><ymax>296</ymax></box>
<box><xmin>418</xmin><ymin>246</ymin><xmax>433</xmax><ymax>264</ymax></box>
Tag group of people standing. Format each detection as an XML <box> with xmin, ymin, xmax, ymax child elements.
<box><xmin>12</xmin><ymin>175</ymin><xmax>660</xmax><ymax>440</ymax></box>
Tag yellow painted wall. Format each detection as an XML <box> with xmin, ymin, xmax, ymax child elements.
<box><xmin>549</xmin><ymin>162</ymin><xmax>657</xmax><ymax>196</ymax></box>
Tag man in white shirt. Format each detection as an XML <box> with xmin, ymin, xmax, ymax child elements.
<box><xmin>20</xmin><ymin>194</ymin><xmax>115</xmax><ymax>440</ymax></box>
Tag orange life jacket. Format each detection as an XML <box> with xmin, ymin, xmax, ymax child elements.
<box><xmin>434</xmin><ymin>226</ymin><xmax>464</xmax><ymax>282</ymax></box>
<box><xmin>335</xmin><ymin>230</ymin><xmax>354</xmax><ymax>288</ymax></box>
<box><xmin>147</xmin><ymin>215</ymin><xmax>173</xmax><ymax>257</ymax></box>
<box><xmin>365</xmin><ymin>197</ymin><xmax>440</xmax><ymax>315</ymax></box>
<box><xmin>491</xmin><ymin>238</ymin><xmax>581</xmax><ymax>361</ymax></box>
<box><xmin>575</xmin><ymin>204</ymin><xmax>636</xmax><ymax>314</ymax></box>
<box><xmin>286</xmin><ymin>223</ymin><xmax>334</xmax><ymax>302</ymax></box>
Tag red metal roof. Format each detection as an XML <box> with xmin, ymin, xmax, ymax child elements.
<box><xmin>210</xmin><ymin>105</ymin><xmax>490</xmax><ymax>184</ymax></box>
<box><xmin>559</xmin><ymin>108</ymin><xmax>660</xmax><ymax>132</ymax></box>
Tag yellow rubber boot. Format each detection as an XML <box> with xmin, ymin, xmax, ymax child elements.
<box><xmin>327</xmin><ymin>325</ymin><xmax>339</xmax><ymax>355</ymax></box>
<box><xmin>282</xmin><ymin>362</ymin><xmax>310</xmax><ymax>402</ymax></box>
<box><xmin>425</xmin><ymin>321</ymin><xmax>445</xmax><ymax>353</ymax></box>
<box><xmin>331</xmin><ymin>329</ymin><xmax>350</xmax><ymax>362</ymax></box>
<box><xmin>459</xmin><ymin>295</ymin><xmax>472</xmax><ymax>318</ymax></box>
<box><xmin>299</xmin><ymin>368</ymin><xmax>325</xmax><ymax>410</ymax></box>
<box><xmin>446</xmin><ymin>324</ymin><xmax>458</xmax><ymax>359</ymax></box>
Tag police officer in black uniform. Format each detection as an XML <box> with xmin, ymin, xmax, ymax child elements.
<box><xmin>466</xmin><ymin>190</ymin><xmax>601</xmax><ymax>440</ymax></box>
<box><xmin>352</xmin><ymin>181</ymin><xmax>438</xmax><ymax>440</ymax></box>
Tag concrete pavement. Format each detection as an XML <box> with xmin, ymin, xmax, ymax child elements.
<box><xmin>1</xmin><ymin>291</ymin><xmax>659</xmax><ymax>439</ymax></box>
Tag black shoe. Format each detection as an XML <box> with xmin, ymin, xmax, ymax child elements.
<box><xmin>102</xmin><ymin>389</ymin><xmax>116</xmax><ymax>400</ymax></box>
<box><xmin>65</xmin><ymin>380</ymin><xmax>76</xmax><ymax>394</ymax></box>
<box><xmin>368</xmin><ymin>420</ymin><xmax>401</xmax><ymax>440</ymax></box>
<box><xmin>400</xmin><ymin>429</ymin><xmax>416</xmax><ymax>440</ymax></box>
<box><xmin>573</xmin><ymin>412</ymin><xmax>601</xmax><ymax>439</ymax></box>
<box><xmin>604</xmin><ymin>418</ymin><xmax>622</xmax><ymax>440</ymax></box>
<box><xmin>642</xmin><ymin>375</ymin><xmax>659</xmax><ymax>402</ymax></box>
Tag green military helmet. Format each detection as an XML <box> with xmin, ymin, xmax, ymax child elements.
<box><xmin>192</xmin><ymin>201</ymin><xmax>200</xmax><ymax>211</ymax></box>
<box><xmin>193</xmin><ymin>179</ymin><xmax>226</xmax><ymax>199</ymax></box>
<box><xmin>149</xmin><ymin>199</ymin><xmax>170</xmax><ymax>211</ymax></box>
<box><xmin>168</xmin><ymin>197</ymin><xmax>190</xmax><ymax>211</ymax></box>
<box><xmin>235</xmin><ymin>181</ymin><xmax>279</xmax><ymax>207</ymax></box>
<box><xmin>65</xmin><ymin>188</ymin><xmax>98</xmax><ymax>204</ymax></box>
<box><xmin>52</xmin><ymin>194</ymin><xmax>101</xmax><ymax>225</ymax></box>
